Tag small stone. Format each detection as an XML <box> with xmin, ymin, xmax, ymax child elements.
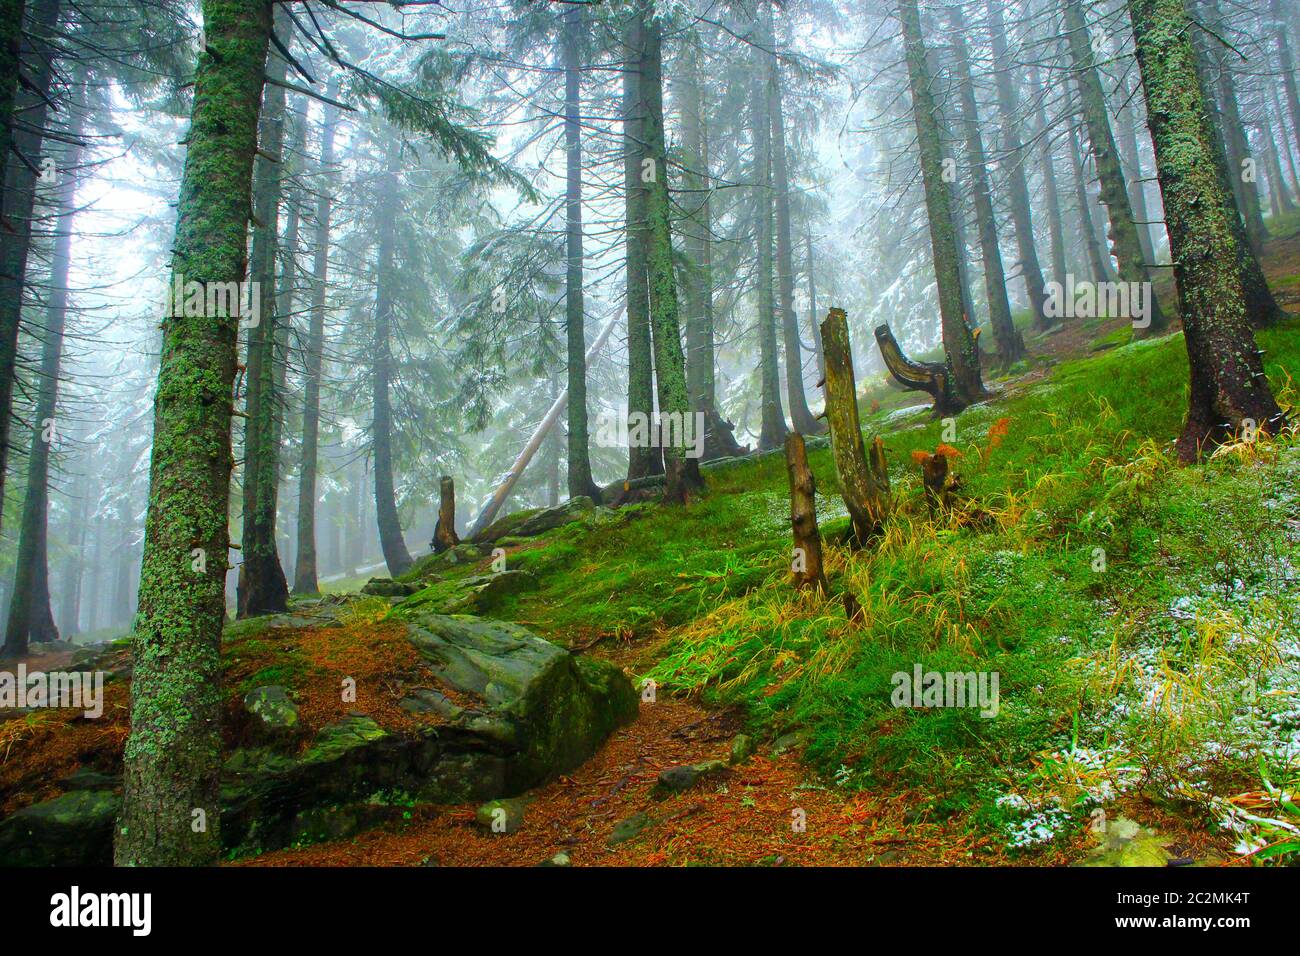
<box><xmin>607</xmin><ymin>811</ymin><xmax>652</xmax><ymax>846</ymax></box>
<box><xmin>361</xmin><ymin>577</ymin><xmax>418</xmax><ymax>597</ymax></box>
<box><xmin>243</xmin><ymin>685</ymin><xmax>299</xmax><ymax>740</ymax></box>
<box><xmin>538</xmin><ymin>851</ymin><xmax>571</xmax><ymax>867</ymax></box>
<box><xmin>475</xmin><ymin>797</ymin><xmax>526</xmax><ymax>834</ymax></box>
<box><xmin>770</xmin><ymin>730</ymin><xmax>808</xmax><ymax>756</ymax></box>
<box><xmin>657</xmin><ymin>759</ymin><xmax>727</xmax><ymax>793</ymax></box>
<box><xmin>729</xmin><ymin>734</ymin><xmax>755</xmax><ymax>765</ymax></box>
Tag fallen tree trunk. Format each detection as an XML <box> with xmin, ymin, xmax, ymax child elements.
<box><xmin>821</xmin><ymin>308</ymin><xmax>891</xmax><ymax>545</ymax></box>
<box><xmin>874</xmin><ymin>322</ymin><xmax>968</xmax><ymax>418</ymax></box>
<box><xmin>468</xmin><ymin>305</ymin><xmax>624</xmax><ymax>540</ymax></box>
<box><xmin>784</xmin><ymin>433</ymin><xmax>827</xmax><ymax>593</ymax></box>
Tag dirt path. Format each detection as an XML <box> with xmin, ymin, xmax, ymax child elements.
<box><xmin>239</xmin><ymin>695</ymin><xmax>1042</xmax><ymax>867</ymax></box>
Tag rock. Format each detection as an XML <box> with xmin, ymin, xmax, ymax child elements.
<box><xmin>770</xmin><ymin>730</ymin><xmax>809</xmax><ymax>756</ymax></box>
<box><xmin>608</xmin><ymin>811</ymin><xmax>652</xmax><ymax>846</ymax></box>
<box><xmin>539</xmin><ymin>851</ymin><xmax>571</xmax><ymax>867</ymax></box>
<box><xmin>243</xmin><ymin>685</ymin><xmax>300</xmax><ymax>742</ymax></box>
<box><xmin>476</xmin><ymin>496</ymin><xmax>595</xmax><ymax>543</ymax></box>
<box><xmin>394</xmin><ymin>570</ymin><xmax>537</xmax><ymax>616</ymax></box>
<box><xmin>729</xmin><ymin>734</ymin><xmax>755</xmax><ymax>766</ymax></box>
<box><xmin>361</xmin><ymin>577</ymin><xmax>419</xmax><ymax>598</ymax></box>
<box><xmin>57</xmin><ymin>768</ymin><xmax>121</xmax><ymax>793</ymax></box>
<box><xmin>398</xmin><ymin>687</ymin><xmax>464</xmax><ymax>720</ymax></box>
<box><xmin>1078</xmin><ymin>816</ymin><xmax>1174</xmax><ymax>867</ymax></box>
<box><xmin>440</xmin><ymin>543</ymin><xmax>486</xmax><ymax>565</ymax></box>
<box><xmin>657</xmin><ymin>759</ymin><xmax>727</xmax><ymax>793</ymax></box>
<box><xmin>27</xmin><ymin>639</ymin><xmax>75</xmax><ymax>654</ymax></box>
<box><xmin>0</xmin><ymin>789</ymin><xmax>119</xmax><ymax>866</ymax></box>
<box><xmin>475</xmin><ymin>797</ymin><xmax>527</xmax><ymax>834</ymax></box>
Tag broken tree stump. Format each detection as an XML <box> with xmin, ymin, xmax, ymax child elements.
<box><xmin>819</xmin><ymin>308</ymin><xmax>892</xmax><ymax>545</ymax></box>
<box><xmin>912</xmin><ymin>446</ymin><xmax>961</xmax><ymax>515</ymax></box>
<box><xmin>874</xmin><ymin>322</ymin><xmax>967</xmax><ymax>418</ymax></box>
<box><xmin>431</xmin><ymin>475</ymin><xmax>461</xmax><ymax>553</ymax></box>
<box><xmin>784</xmin><ymin>433</ymin><xmax>827</xmax><ymax>593</ymax></box>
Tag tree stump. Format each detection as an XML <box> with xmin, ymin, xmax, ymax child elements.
<box><xmin>874</xmin><ymin>322</ymin><xmax>968</xmax><ymax>418</ymax></box>
<box><xmin>819</xmin><ymin>308</ymin><xmax>891</xmax><ymax>545</ymax></box>
<box><xmin>432</xmin><ymin>475</ymin><xmax>460</xmax><ymax>553</ymax></box>
<box><xmin>784</xmin><ymin>433</ymin><xmax>827</xmax><ymax>593</ymax></box>
<box><xmin>912</xmin><ymin>446</ymin><xmax>960</xmax><ymax>515</ymax></box>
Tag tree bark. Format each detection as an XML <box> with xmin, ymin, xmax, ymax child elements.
<box><xmin>947</xmin><ymin>10</ymin><xmax>1024</xmax><ymax>366</ymax></box>
<box><xmin>766</xmin><ymin>4</ymin><xmax>822</xmax><ymax>433</ymax></box>
<box><xmin>116</xmin><ymin>0</ymin><xmax>272</xmax><ymax>867</ymax></box>
<box><xmin>432</xmin><ymin>475</ymin><xmax>460</xmax><ymax>553</ymax></box>
<box><xmin>371</xmin><ymin>145</ymin><xmax>413</xmax><ymax>577</ymax></box>
<box><xmin>0</xmin><ymin>0</ymin><xmax>60</xmax><ymax>531</ymax></box>
<box><xmin>821</xmin><ymin>309</ymin><xmax>891</xmax><ymax>545</ymax></box>
<box><xmin>784</xmin><ymin>432</ymin><xmax>826</xmax><ymax>593</ymax></box>
<box><xmin>292</xmin><ymin>81</ymin><xmax>339</xmax><ymax>596</ymax></box>
<box><xmin>622</xmin><ymin>13</ymin><xmax>661</xmax><ymax>482</ymax></box>
<box><xmin>2</xmin><ymin>89</ymin><xmax>82</xmax><ymax>655</ymax></box>
<box><xmin>639</xmin><ymin>7</ymin><xmax>704</xmax><ymax>502</ymax></box>
<box><xmin>237</xmin><ymin>12</ymin><xmax>290</xmax><ymax>617</ymax></box>
<box><xmin>562</xmin><ymin>4</ymin><xmax>600</xmax><ymax>501</ymax></box>
<box><xmin>750</xmin><ymin>11</ymin><xmax>788</xmax><ymax>450</ymax></box>
<box><xmin>897</xmin><ymin>0</ymin><xmax>983</xmax><ymax>408</ymax></box>
<box><xmin>1063</xmin><ymin>0</ymin><xmax>1168</xmax><ymax>334</ymax></box>
<box><xmin>985</xmin><ymin>0</ymin><xmax>1051</xmax><ymax>331</ymax></box>
<box><xmin>1127</xmin><ymin>0</ymin><xmax>1285</xmax><ymax>461</ymax></box>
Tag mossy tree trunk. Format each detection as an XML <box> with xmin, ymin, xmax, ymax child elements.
<box><xmin>638</xmin><ymin>6</ymin><xmax>703</xmax><ymax>502</ymax></box>
<box><xmin>116</xmin><ymin>0</ymin><xmax>273</xmax><ymax>867</ymax></box>
<box><xmin>821</xmin><ymin>309</ymin><xmax>890</xmax><ymax>545</ymax></box>
<box><xmin>897</xmin><ymin>0</ymin><xmax>983</xmax><ymax>408</ymax></box>
<box><xmin>2</xmin><ymin>87</ymin><xmax>83</xmax><ymax>656</ymax></box>
<box><xmin>947</xmin><ymin>9</ymin><xmax>1024</xmax><ymax>367</ymax></box>
<box><xmin>1030</xmin><ymin>64</ymin><xmax>1069</xmax><ymax>295</ymax></box>
<box><xmin>236</xmin><ymin>14</ymin><xmax>289</xmax><ymax>617</ymax></box>
<box><xmin>985</xmin><ymin>0</ymin><xmax>1050</xmax><ymax>331</ymax></box>
<box><xmin>765</xmin><ymin>3</ymin><xmax>822</xmax><ymax>434</ymax></box>
<box><xmin>1063</xmin><ymin>0</ymin><xmax>1167</xmax><ymax>335</ymax></box>
<box><xmin>562</xmin><ymin>4</ymin><xmax>600</xmax><ymax>501</ymax></box>
<box><xmin>292</xmin><ymin>82</ymin><xmax>340</xmax><ymax>596</ymax></box>
<box><xmin>622</xmin><ymin>13</ymin><xmax>661</xmax><ymax>481</ymax></box>
<box><xmin>749</xmin><ymin>9</ymin><xmax>788</xmax><ymax>450</ymax></box>
<box><xmin>371</xmin><ymin>145</ymin><xmax>414</xmax><ymax>576</ymax></box>
<box><xmin>0</xmin><ymin>0</ymin><xmax>60</xmax><ymax>531</ymax></box>
<box><xmin>1127</xmin><ymin>0</ymin><xmax>1285</xmax><ymax>461</ymax></box>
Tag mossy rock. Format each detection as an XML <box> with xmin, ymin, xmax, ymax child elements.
<box><xmin>474</xmin><ymin>496</ymin><xmax>595</xmax><ymax>544</ymax></box>
<box><xmin>0</xmin><ymin>789</ymin><xmax>120</xmax><ymax>866</ymax></box>
<box><xmin>392</xmin><ymin>570</ymin><xmax>536</xmax><ymax>617</ymax></box>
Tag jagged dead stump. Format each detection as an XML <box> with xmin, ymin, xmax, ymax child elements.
<box><xmin>819</xmin><ymin>308</ymin><xmax>892</xmax><ymax>546</ymax></box>
<box><xmin>432</xmin><ymin>475</ymin><xmax>461</xmax><ymax>553</ymax></box>
<box><xmin>784</xmin><ymin>433</ymin><xmax>827</xmax><ymax>593</ymax></box>
<box><xmin>874</xmin><ymin>322</ymin><xmax>968</xmax><ymax>418</ymax></box>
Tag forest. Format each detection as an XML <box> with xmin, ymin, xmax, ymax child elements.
<box><xmin>0</xmin><ymin>0</ymin><xmax>1298</xmax><ymax>889</ymax></box>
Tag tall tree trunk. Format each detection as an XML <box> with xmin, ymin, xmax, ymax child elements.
<box><xmin>1273</xmin><ymin>0</ymin><xmax>1300</xmax><ymax>168</ymax></box>
<box><xmin>1030</xmin><ymin>64</ymin><xmax>1069</xmax><ymax>292</ymax></box>
<box><xmin>292</xmin><ymin>84</ymin><xmax>339</xmax><ymax>596</ymax></box>
<box><xmin>0</xmin><ymin>0</ymin><xmax>60</xmax><ymax>530</ymax></box>
<box><xmin>750</xmin><ymin>14</ymin><xmax>788</xmax><ymax>450</ymax></box>
<box><xmin>1068</xmin><ymin>113</ymin><xmax>1110</xmax><ymax>285</ymax></box>
<box><xmin>897</xmin><ymin>0</ymin><xmax>983</xmax><ymax>407</ymax></box>
<box><xmin>947</xmin><ymin>9</ymin><xmax>1024</xmax><ymax>366</ymax></box>
<box><xmin>371</xmin><ymin>146</ymin><xmax>413</xmax><ymax>576</ymax></box>
<box><xmin>236</xmin><ymin>15</ymin><xmax>289</xmax><ymax>617</ymax></box>
<box><xmin>561</xmin><ymin>5</ymin><xmax>600</xmax><ymax>501</ymax></box>
<box><xmin>0</xmin><ymin>0</ymin><xmax>25</xmax><ymax>179</ymax></box>
<box><xmin>1063</xmin><ymin>0</ymin><xmax>1168</xmax><ymax>334</ymax></box>
<box><xmin>638</xmin><ymin>7</ymin><xmax>703</xmax><ymax>502</ymax></box>
<box><xmin>2</xmin><ymin>92</ymin><xmax>82</xmax><ymax>655</ymax></box>
<box><xmin>622</xmin><ymin>13</ymin><xmax>660</xmax><ymax>481</ymax></box>
<box><xmin>1270</xmin><ymin>82</ymin><xmax>1300</xmax><ymax>198</ymax></box>
<box><xmin>1127</xmin><ymin>0</ymin><xmax>1284</xmax><ymax>461</ymax></box>
<box><xmin>116</xmin><ymin>0</ymin><xmax>272</xmax><ymax>867</ymax></box>
<box><xmin>1198</xmin><ymin>0</ymin><xmax>1267</xmax><ymax>254</ymax></box>
<box><xmin>765</xmin><ymin>5</ymin><xmax>822</xmax><ymax>433</ymax></box>
<box><xmin>59</xmin><ymin>471</ymin><xmax>88</xmax><ymax>636</ymax></box>
<box><xmin>1109</xmin><ymin>50</ymin><xmax>1161</xmax><ymax>265</ymax></box>
<box><xmin>986</xmin><ymin>0</ymin><xmax>1051</xmax><ymax>330</ymax></box>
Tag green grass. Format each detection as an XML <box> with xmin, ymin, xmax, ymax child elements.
<box><xmin>466</xmin><ymin>317</ymin><xmax>1300</xmax><ymax>860</ymax></box>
